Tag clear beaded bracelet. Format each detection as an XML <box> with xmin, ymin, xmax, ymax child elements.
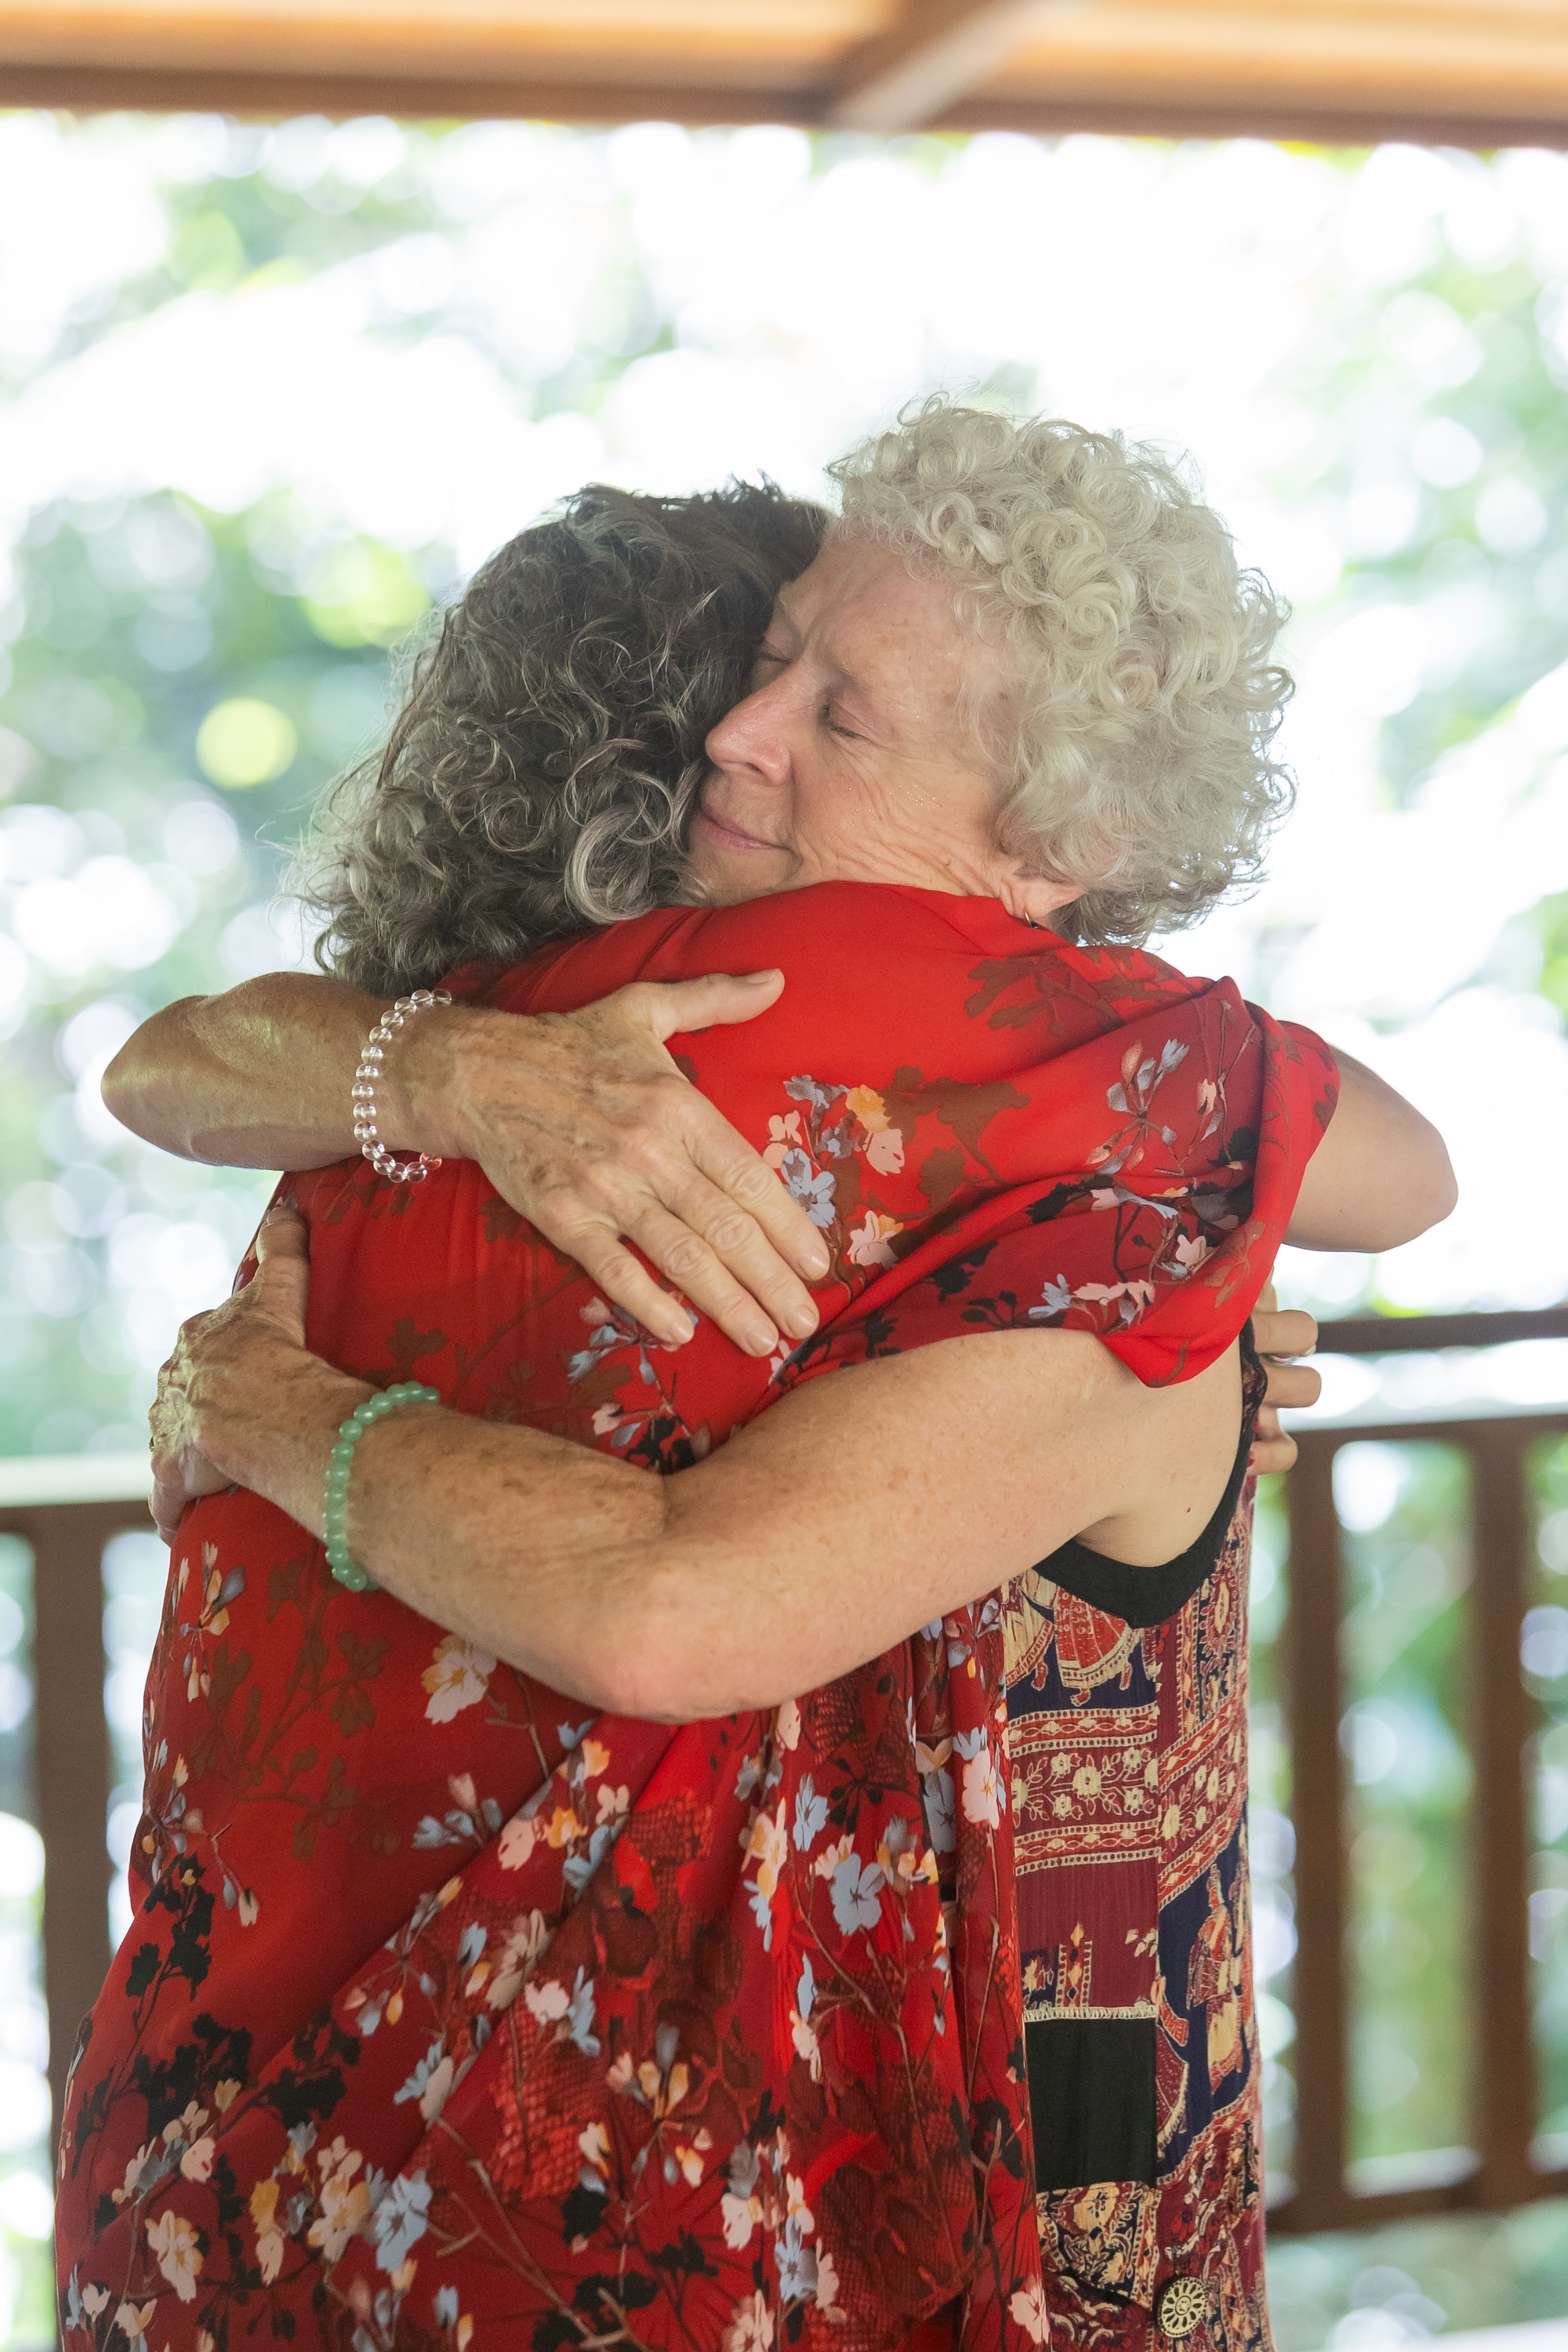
<box><xmin>324</xmin><ymin>1382</ymin><xmax>441</xmax><ymax>1591</ymax></box>
<box><xmin>352</xmin><ymin>989</ymin><xmax>453</xmax><ymax>1184</ymax></box>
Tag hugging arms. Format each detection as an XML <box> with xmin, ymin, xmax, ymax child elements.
<box><xmin>58</xmin><ymin>416</ymin><xmax>1459</xmax><ymax>2352</ymax></box>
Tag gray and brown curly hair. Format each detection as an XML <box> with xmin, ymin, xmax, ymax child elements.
<box><xmin>301</xmin><ymin>480</ymin><xmax>827</xmax><ymax>995</ymax></box>
<box><xmin>303</xmin><ymin>405</ymin><xmax>1294</xmax><ymax>988</ymax></box>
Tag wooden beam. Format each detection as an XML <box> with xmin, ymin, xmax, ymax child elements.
<box><xmin>938</xmin><ymin>90</ymin><xmax>1568</xmax><ymax>148</ymax></box>
<box><xmin>826</xmin><ymin>0</ymin><xmax>1051</xmax><ymax>131</ymax></box>
<box><xmin>1318</xmin><ymin>1306</ymin><xmax>1568</xmax><ymax>1356</ymax></box>
<box><xmin>9</xmin><ymin>61</ymin><xmax>1568</xmax><ymax>152</ymax></box>
<box><xmin>0</xmin><ymin>56</ymin><xmax>822</xmax><ymax>121</ymax></box>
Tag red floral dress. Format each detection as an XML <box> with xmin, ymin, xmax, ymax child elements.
<box><xmin>55</xmin><ymin>885</ymin><xmax>1336</xmax><ymax>2352</ymax></box>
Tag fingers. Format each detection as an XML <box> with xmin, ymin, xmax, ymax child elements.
<box><xmin>690</xmin><ymin>1123</ymin><xmax>831</xmax><ymax>1287</ymax></box>
<box><xmin>1249</xmin><ymin>1403</ymin><xmax>1300</xmax><ymax>1475</ymax></box>
<box><xmin>622</xmin><ymin>1201</ymin><xmax>803</xmax><ymax>1357</ymax></box>
<box><xmin>556</xmin><ymin>1192</ymin><xmax>794</xmax><ymax>1360</ymax></box>
<box><xmin>256</xmin><ymin>1201</ymin><xmax>308</xmax><ymax>1260</ymax></box>
<box><xmin>1250</xmin><ymin>1291</ymin><xmax>1322</xmax><ymax>1476</ymax></box>
<box><xmin>634</xmin><ymin>971</ymin><xmax>785</xmax><ymax>1044</ymax></box>
<box><xmin>251</xmin><ymin>1203</ymin><xmax>312</xmax><ymax>1345</ymax></box>
<box><xmin>564</xmin><ymin>1230</ymin><xmax>697</xmax><ymax>1352</ymax></box>
<box><xmin>1252</xmin><ymin>1306</ymin><xmax>1317</xmax><ymax>1361</ymax></box>
<box><xmin>149</xmin><ymin>1446</ymin><xmax>227</xmax><ymax>1544</ymax></box>
<box><xmin>1261</xmin><ymin>1357</ymin><xmax>1321</xmax><ymax>1412</ymax></box>
<box><xmin>626</xmin><ymin>1142</ymin><xmax>828</xmax><ymax>1349</ymax></box>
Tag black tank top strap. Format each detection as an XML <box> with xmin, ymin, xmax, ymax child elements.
<box><xmin>1031</xmin><ymin>1323</ymin><xmax>1265</xmax><ymax>1631</ymax></box>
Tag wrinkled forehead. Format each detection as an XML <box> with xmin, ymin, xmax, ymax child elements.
<box><xmin>772</xmin><ymin>533</ymin><xmax>966</xmax><ymax>665</ymax></box>
<box><xmin>779</xmin><ymin>534</ymin><xmax>1011</xmax><ymax>750</ymax></box>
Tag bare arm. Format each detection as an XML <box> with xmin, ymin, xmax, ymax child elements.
<box><xmin>1285</xmin><ymin>1048</ymin><xmax>1456</xmax><ymax>1252</ymax></box>
<box><xmin>103</xmin><ymin>970</ymin><xmax>830</xmax><ymax>1359</ymax></box>
<box><xmin>151</xmin><ymin>1211</ymin><xmax>1242</xmax><ymax>1724</ymax></box>
<box><xmin>103</xmin><ymin>973</ymin><xmax>383</xmax><ymax>1171</ymax></box>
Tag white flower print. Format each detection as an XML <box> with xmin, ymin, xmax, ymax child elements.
<box><xmin>721</xmin><ymin>2288</ymin><xmax>775</xmax><ymax>2350</ymax></box>
<box><xmin>146</xmin><ymin>2207</ymin><xmax>203</xmax><ymax>2302</ymax></box>
<box><xmin>420</xmin><ymin>1634</ymin><xmax>497</xmax><ymax>1723</ymax></box>
<box><xmin>1010</xmin><ymin>2281</ymin><xmax>1050</xmax><ymax>2343</ymax></box>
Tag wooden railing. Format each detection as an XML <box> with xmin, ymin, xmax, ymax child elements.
<box><xmin>0</xmin><ymin>1457</ymin><xmax>151</xmax><ymax>2136</ymax></box>
<box><xmin>7</xmin><ymin>1305</ymin><xmax>1568</xmax><ymax>2221</ymax></box>
<box><xmin>1270</xmin><ymin>1305</ymin><xmax>1568</xmax><ymax>2234</ymax></box>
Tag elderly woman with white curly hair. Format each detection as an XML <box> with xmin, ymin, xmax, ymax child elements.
<box><xmin>64</xmin><ymin>405</ymin><xmax>1451</xmax><ymax>2352</ymax></box>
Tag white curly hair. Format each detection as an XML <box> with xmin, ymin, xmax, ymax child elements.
<box><xmin>828</xmin><ymin>401</ymin><xmax>1294</xmax><ymax>943</ymax></box>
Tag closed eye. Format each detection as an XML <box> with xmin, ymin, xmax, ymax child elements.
<box><xmin>822</xmin><ymin>702</ymin><xmax>858</xmax><ymax>740</ymax></box>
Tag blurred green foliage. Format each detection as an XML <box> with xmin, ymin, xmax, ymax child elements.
<box><xmin>0</xmin><ymin>493</ymin><xmax>421</xmax><ymax>1460</ymax></box>
<box><xmin>1338</xmin><ymin>1443</ymin><xmax>1474</xmax><ymax>2175</ymax></box>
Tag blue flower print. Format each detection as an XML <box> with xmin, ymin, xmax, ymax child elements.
<box><xmin>564</xmin><ymin>1965</ymin><xmax>601</xmax><ymax>2056</ymax></box>
<box><xmin>1030</xmin><ymin>1274</ymin><xmax>1076</xmax><ymax>1319</ymax></box>
<box><xmin>829</xmin><ymin>1853</ymin><xmax>885</xmax><ymax>1936</ymax></box>
<box><xmin>793</xmin><ymin>1776</ymin><xmax>828</xmax><ymax>1852</ymax></box>
<box><xmin>372</xmin><ymin>2169</ymin><xmax>431</xmax><ymax>2272</ymax></box>
<box><xmin>779</xmin><ymin>1149</ymin><xmax>837</xmax><ymax>1229</ymax></box>
<box><xmin>392</xmin><ymin>2038</ymin><xmax>447</xmax><ymax>2108</ymax></box>
<box><xmin>924</xmin><ymin>1765</ymin><xmax>956</xmax><ymax>1853</ymax></box>
<box><xmin>776</xmin><ymin>2217</ymin><xmax>818</xmax><ymax>2300</ymax></box>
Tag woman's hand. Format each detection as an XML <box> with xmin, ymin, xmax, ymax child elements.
<box><xmin>394</xmin><ymin>971</ymin><xmax>832</xmax><ymax>1356</ymax></box>
<box><xmin>149</xmin><ymin>1207</ymin><xmax>363</xmax><ymax>1543</ymax></box>
<box><xmin>1250</xmin><ymin>1287</ymin><xmax>1320</xmax><ymax>1475</ymax></box>
<box><xmin>106</xmin><ymin>967</ymin><xmax>830</xmax><ymax>1366</ymax></box>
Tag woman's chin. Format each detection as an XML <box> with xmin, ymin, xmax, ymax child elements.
<box><xmin>687</xmin><ymin>826</ymin><xmax>797</xmax><ymax>900</ymax></box>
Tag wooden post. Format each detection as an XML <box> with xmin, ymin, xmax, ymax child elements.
<box><xmin>1279</xmin><ymin>1432</ymin><xmax>1351</xmax><ymax>2231</ymax></box>
<box><xmin>1466</xmin><ymin>1421</ymin><xmax>1536</xmax><ymax>2207</ymax></box>
<box><xmin>5</xmin><ymin>1500</ymin><xmax>142</xmax><ymax>2142</ymax></box>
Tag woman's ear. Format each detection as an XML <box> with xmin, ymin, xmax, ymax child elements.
<box><xmin>998</xmin><ymin>869</ymin><xmax>1083</xmax><ymax>930</ymax></box>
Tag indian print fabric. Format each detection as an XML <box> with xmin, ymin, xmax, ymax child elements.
<box><xmin>54</xmin><ymin>884</ymin><xmax>1335</xmax><ymax>2352</ymax></box>
<box><xmin>1006</xmin><ymin>1352</ymin><xmax>1270</xmax><ymax>2352</ymax></box>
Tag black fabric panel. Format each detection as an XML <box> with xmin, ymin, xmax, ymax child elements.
<box><xmin>1027</xmin><ymin>2016</ymin><xmax>1159</xmax><ymax>2191</ymax></box>
<box><xmin>1032</xmin><ymin>1325</ymin><xmax>1262</xmax><ymax>1631</ymax></box>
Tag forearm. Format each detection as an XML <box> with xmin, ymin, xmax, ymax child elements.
<box><xmin>203</xmin><ymin>1350</ymin><xmax>682</xmax><ymax>1715</ymax></box>
<box><xmin>198</xmin><ymin>1327</ymin><xmax>1139</xmax><ymax>1725</ymax></box>
<box><xmin>102</xmin><ymin>975</ymin><xmax>383</xmax><ymax>1166</ymax></box>
<box><xmin>100</xmin><ymin>974</ymin><xmax>485</xmax><ymax>1171</ymax></box>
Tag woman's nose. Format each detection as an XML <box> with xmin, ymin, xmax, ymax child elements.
<box><xmin>706</xmin><ymin>677</ymin><xmax>792</xmax><ymax>782</ymax></box>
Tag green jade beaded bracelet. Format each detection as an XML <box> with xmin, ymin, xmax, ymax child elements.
<box><xmin>324</xmin><ymin>1381</ymin><xmax>441</xmax><ymax>1591</ymax></box>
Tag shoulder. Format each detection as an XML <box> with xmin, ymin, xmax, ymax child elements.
<box><xmin>462</xmin><ymin>885</ymin><xmax>1049</xmax><ymax>1022</ymax></box>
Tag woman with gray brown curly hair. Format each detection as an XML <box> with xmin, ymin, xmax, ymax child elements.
<box><xmin>78</xmin><ymin>404</ymin><xmax>1450</xmax><ymax>2352</ymax></box>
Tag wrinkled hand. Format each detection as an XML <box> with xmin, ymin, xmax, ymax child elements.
<box><xmin>1250</xmin><ymin>1284</ymin><xmax>1320</xmax><ymax>1475</ymax></box>
<box><xmin>149</xmin><ymin>1206</ymin><xmax>317</xmax><ymax>1543</ymax></box>
<box><xmin>408</xmin><ymin>971</ymin><xmax>831</xmax><ymax>1358</ymax></box>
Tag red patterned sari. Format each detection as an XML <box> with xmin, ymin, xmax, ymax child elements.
<box><xmin>56</xmin><ymin>884</ymin><xmax>1335</xmax><ymax>2352</ymax></box>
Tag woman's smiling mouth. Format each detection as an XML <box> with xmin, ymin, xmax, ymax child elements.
<box><xmin>691</xmin><ymin>798</ymin><xmax>783</xmax><ymax>854</ymax></box>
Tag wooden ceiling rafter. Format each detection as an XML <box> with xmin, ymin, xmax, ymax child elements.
<box><xmin>3</xmin><ymin>0</ymin><xmax>1568</xmax><ymax>151</ymax></box>
<box><xmin>823</xmin><ymin>0</ymin><xmax>1049</xmax><ymax>132</ymax></box>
